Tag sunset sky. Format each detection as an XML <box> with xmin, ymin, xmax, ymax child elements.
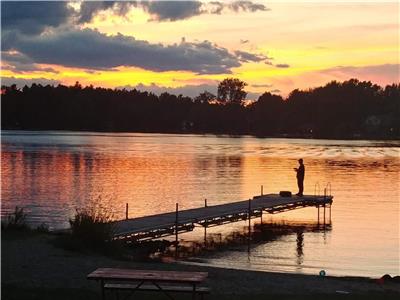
<box><xmin>1</xmin><ymin>0</ymin><xmax>399</xmax><ymax>98</ymax></box>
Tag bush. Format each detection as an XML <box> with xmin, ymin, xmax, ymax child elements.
<box><xmin>68</xmin><ymin>205</ymin><xmax>115</xmax><ymax>249</ymax></box>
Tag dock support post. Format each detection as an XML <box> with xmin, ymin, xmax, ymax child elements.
<box><xmin>323</xmin><ymin>204</ymin><xmax>326</xmax><ymax>225</ymax></box>
<box><xmin>261</xmin><ymin>185</ymin><xmax>263</xmax><ymax>196</ymax></box>
<box><xmin>317</xmin><ymin>205</ymin><xmax>320</xmax><ymax>225</ymax></box>
<box><xmin>329</xmin><ymin>204</ymin><xmax>332</xmax><ymax>224</ymax></box>
<box><xmin>125</xmin><ymin>203</ymin><xmax>129</xmax><ymax>220</ymax></box>
<box><xmin>204</xmin><ymin>199</ymin><xmax>208</xmax><ymax>246</ymax></box>
<box><xmin>248</xmin><ymin>198</ymin><xmax>251</xmax><ymax>252</ymax></box>
<box><xmin>175</xmin><ymin>203</ymin><xmax>179</xmax><ymax>259</ymax></box>
<box><xmin>204</xmin><ymin>224</ymin><xmax>207</xmax><ymax>246</ymax></box>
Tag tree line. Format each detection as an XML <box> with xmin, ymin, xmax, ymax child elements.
<box><xmin>1</xmin><ymin>78</ymin><xmax>399</xmax><ymax>139</ymax></box>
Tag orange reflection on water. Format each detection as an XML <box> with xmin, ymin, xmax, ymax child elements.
<box><xmin>1</xmin><ymin>133</ymin><xmax>399</xmax><ymax>277</ymax></box>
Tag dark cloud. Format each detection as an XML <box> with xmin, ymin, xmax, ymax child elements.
<box><xmin>144</xmin><ymin>1</ymin><xmax>268</xmax><ymax>22</ymax></box>
<box><xmin>1</xmin><ymin>1</ymin><xmax>72</xmax><ymax>35</ymax></box>
<box><xmin>142</xmin><ymin>1</ymin><xmax>203</xmax><ymax>21</ymax></box>
<box><xmin>275</xmin><ymin>63</ymin><xmax>290</xmax><ymax>68</ymax></box>
<box><xmin>1</xmin><ymin>76</ymin><xmax>60</xmax><ymax>88</ymax></box>
<box><xmin>2</xmin><ymin>51</ymin><xmax>58</xmax><ymax>74</ymax></box>
<box><xmin>75</xmin><ymin>1</ymin><xmax>268</xmax><ymax>23</ymax></box>
<box><xmin>1</xmin><ymin>2</ymin><xmax>272</xmax><ymax>75</ymax></box>
<box><xmin>78</xmin><ymin>1</ymin><xmax>118</xmax><ymax>23</ymax></box>
<box><xmin>1</xmin><ymin>1</ymin><xmax>269</xmax><ymax>38</ymax></box>
<box><xmin>77</xmin><ymin>1</ymin><xmax>134</xmax><ymax>23</ymax></box>
<box><xmin>234</xmin><ymin>50</ymin><xmax>270</xmax><ymax>63</ymax></box>
<box><xmin>5</xmin><ymin>28</ymin><xmax>245</xmax><ymax>74</ymax></box>
<box><xmin>228</xmin><ymin>1</ymin><xmax>268</xmax><ymax>12</ymax></box>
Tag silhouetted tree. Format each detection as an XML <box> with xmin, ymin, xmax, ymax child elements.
<box><xmin>194</xmin><ymin>91</ymin><xmax>216</xmax><ymax>104</ymax></box>
<box><xmin>1</xmin><ymin>79</ymin><xmax>399</xmax><ymax>139</ymax></box>
<box><xmin>217</xmin><ymin>78</ymin><xmax>247</xmax><ymax>105</ymax></box>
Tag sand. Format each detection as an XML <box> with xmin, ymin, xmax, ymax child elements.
<box><xmin>2</xmin><ymin>232</ymin><xmax>399</xmax><ymax>299</ymax></box>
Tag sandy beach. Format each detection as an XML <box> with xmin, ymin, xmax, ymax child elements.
<box><xmin>2</xmin><ymin>232</ymin><xmax>399</xmax><ymax>300</ymax></box>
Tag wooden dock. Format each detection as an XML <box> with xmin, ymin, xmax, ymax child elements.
<box><xmin>112</xmin><ymin>194</ymin><xmax>333</xmax><ymax>242</ymax></box>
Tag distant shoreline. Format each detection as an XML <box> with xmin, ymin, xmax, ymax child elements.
<box><xmin>2</xmin><ymin>128</ymin><xmax>399</xmax><ymax>141</ymax></box>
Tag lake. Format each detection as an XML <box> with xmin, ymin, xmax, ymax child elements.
<box><xmin>1</xmin><ymin>131</ymin><xmax>399</xmax><ymax>277</ymax></box>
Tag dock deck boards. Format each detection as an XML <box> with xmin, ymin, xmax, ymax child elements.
<box><xmin>112</xmin><ymin>194</ymin><xmax>333</xmax><ymax>241</ymax></box>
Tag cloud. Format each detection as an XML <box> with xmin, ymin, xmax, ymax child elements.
<box><xmin>141</xmin><ymin>1</ymin><xmax>203</xmax><ymax>21</ymax></box>
<box><xmin>1</xmin><ymin>1</ymin><xmax>270</xmax><ymax>39</ymax></box>
<box><xmin>5</xmin><ymin>28</ymin><xmax>249</xmax><ymax>74</ymax></box>
<box><xmin>270</xmin><ymin>89</ymin><xmax>281</xmax><ymax>93</ymax></box>
<box><xmin>1</xmin><ymin>1</ymin><xmax>72</xmax><ymax>35</ymax></box>
<box><xmin>1</xmin><ymin>76</ymin><xmax>60</xmax><ymax>88</ymax></box>
<box><xmin>234</xmin><ymin>50</ymin><xmax>271</xmax><ymax>63</ymax></box>
<box><xmin>228</xmin><ymin>1</ymin><xmax>268</xmax><ymax>12</ymax></box>
<box><xmin>143</xmin><ymin>1</ymin><xmax>268</xmax><ymax>21</ymax></box>
<box><xmin>240</xmin><ymin>39</ymin><xmax>249</xmax><ymax>44</ymax></box>
<box><xmin>251</xmin><ymin>83</ymin><xmax>273</xmax><ymax>88</ymax></box>
<box><xmin>77</xmin><ymin>1</ymin><xmax>135</xmax><ymax>23</ymax></box>
<box><xmin>2</xmin><ymin>51</ymin><xmax>58</xmax><ymax>74</ymax></box>
<box><xmin>318</xmin><ymin>64</ymin><xmax>399</xmax><ymax>85</ymax></box>
<box><xmin>275</xmin><ymin>63</ymin><xmax>290</xmax><ymax>68</ymax></box>
<box><xmin>78</xmin><ymin>1</ymin><xmax>119</xmax><ymax>24</ymax></box>
<box><xmin>74</xmin><ymin>1</ymin><xmax>268</xmax><ymax>23</ymax></box>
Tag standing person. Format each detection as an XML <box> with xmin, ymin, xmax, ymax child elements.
<box><xmin>294</xmin><ymin>159</ymin><xmax>305</xmax><ymax>196</ymax></box>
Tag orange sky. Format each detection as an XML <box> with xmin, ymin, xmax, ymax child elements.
<box><xmin>1</xmin><ymin>1</ymin><xmax>399</xmax><ymax>98</ymax></box>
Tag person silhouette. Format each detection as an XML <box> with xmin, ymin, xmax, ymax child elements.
<box><xmin>294</xmin><ymin>159</ymin><xmax>305</xmax><ymax>196</ymax></box>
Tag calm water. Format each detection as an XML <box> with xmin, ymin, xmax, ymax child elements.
<box><xmin>1</xmin><ymin>131</ymin><xmax>399</xmax><ymax>277</ymax></box>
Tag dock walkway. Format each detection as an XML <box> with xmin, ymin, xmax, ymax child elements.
<box><xmin>112</xmin><ymin>194</ymin><xmax>333</xmax><ymax>241</ymax></box>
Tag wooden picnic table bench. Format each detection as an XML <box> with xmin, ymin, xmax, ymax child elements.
<box><xmin>87</xmin><ymin>268</ymin><xmax>209</xmax><ymax>300</ymax></box>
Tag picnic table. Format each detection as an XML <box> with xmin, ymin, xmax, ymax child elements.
<box><xmin>87</xmin><ymin>268</ymin><xmax>209</xmax><ymax>300</ymax></box>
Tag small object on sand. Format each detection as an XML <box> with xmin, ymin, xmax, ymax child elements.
<box><xmin>319</xmin><ymin>270</ymin><xmax>326</xmax><ymax>276</ymax></box>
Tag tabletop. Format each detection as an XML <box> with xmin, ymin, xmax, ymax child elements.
<box><xmin>87</xmin><ymin>268</ymin><xmax>208</xmax><ymax>284</ymax></box>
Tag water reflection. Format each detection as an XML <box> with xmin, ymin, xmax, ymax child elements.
<box><xmin>296</xmin><ymin>230</ymin><xmax>304</xmax><ymax>267</ymax></box>
<box><xmin>1</xmin><ymin>131</ymin><xmax>399</xmax><ymax>277</ymax></box>
<box><xmin>178</xmin><ymin>221</ymin><xmax>330</xmax><ymax>275</ymax></box>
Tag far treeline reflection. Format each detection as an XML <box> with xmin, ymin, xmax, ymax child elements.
<box><xmin>1</xmin><ymin>78</ymin><xmax>399</xmax><ymax>139</ymax></box>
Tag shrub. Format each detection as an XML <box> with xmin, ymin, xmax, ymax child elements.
<box><xmin>69</xmin><ymin>205</ymin><xmax>115</xmax><ymax>249</ymax></box>
<box><xmin>2</xmin><ymin>206</ymin><xmax>28</xmax><ymax>230</ymax></box>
